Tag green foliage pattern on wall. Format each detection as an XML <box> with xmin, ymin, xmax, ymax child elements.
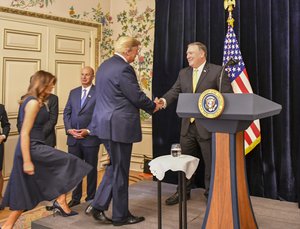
<box><xmin>10</xmin><ymin>0</ymin><xmax>54</xmax><ymax>8</ymax></box>
<box><xmin>69</xmin><ymin>3</ymin><xmax>115</xmax><ymax>61</ymax></box>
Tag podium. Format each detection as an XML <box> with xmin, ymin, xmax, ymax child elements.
<box><xmin>176</xmin><ymin>93</ymin><xmax>282</xmax><ymax>229</ymax></box>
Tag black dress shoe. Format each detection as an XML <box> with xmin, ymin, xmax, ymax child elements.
<box><xmin>165</xmin><ymin>191</ymin><xmax>191</xmax><ymax>205</ymax></box>
<box><xmin>113</xmin><ymin>215</ymin><xmax>145</xmax><ymax>226</ymax></box>
<box><xmin>67</xmin><ymin>199</ymin><xmax>80</xmax><ymax>208</ymax></box>
<box><xmin>85</xmin><ymin>204</ymin><xmax>94</xmax><ymax>216</ymax></box>
<box><xmin>92</xmin><ymin>209</ymin><xmax>112</xmax><ymax>224</ymax></box>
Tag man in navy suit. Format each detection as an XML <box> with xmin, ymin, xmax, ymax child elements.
<box><xmin>63</xmin><ymin>66</ymin><xmax>101</xmax><ymax>207</ymax></box>
<box><xmin>85</xmin><ymin>37</ymin><xmax>161</xmax><ymax>226</ymax></box>
<box><xmin>0</xmin><ymin>104</ymin><xmax>10</xmax><ymax>208</ymax></box>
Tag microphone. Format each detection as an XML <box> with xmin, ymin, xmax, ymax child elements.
<box><xmin>219</xmin><ymin>58</ymin><xmax>239</xmax><ymax>92</ymax></box>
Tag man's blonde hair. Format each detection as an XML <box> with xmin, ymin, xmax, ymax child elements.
<box><xmin>114</xmin><ymin>36</ymin><xmax>141</xmax><ymax>54</ymax></box>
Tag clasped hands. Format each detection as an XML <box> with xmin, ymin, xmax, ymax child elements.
<box><xmin>68</xmin><ymin>129</ymin><xmax>89</xmax><ymax>139</ymax></box>
<box><xmin>154</xmin><ymin>97</ymin><xmax>165</xmax><ymax>113</ymax></box>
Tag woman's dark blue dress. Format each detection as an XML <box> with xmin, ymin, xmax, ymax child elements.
<box><xmin>2</xmin><ymin>96</ymin><xmax>91</xmax><ymax>210</ymax></box>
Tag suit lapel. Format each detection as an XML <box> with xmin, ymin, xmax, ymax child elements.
<box><xmin>75</xmin><ymin>88</ymin><xmax>81</xmax><ymax>112</ymax></box>
<box><xmin>195</xmin><ymin>63</ymin><xmax>209</xmax><ymax>92</ymax></box>
<box><xmin>187</xmin><ymin>68</ymin><xmax>193</xmax><ymax>93</ymax></box>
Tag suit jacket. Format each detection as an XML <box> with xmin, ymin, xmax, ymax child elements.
<box><xmin>163</xmin><ymin>62</ymin><xmax>233</xmax><ymax>139</ymax></box>
<box><xmin>90</xmin><ymin>55</ymin><xmax>156</xmax><ymax>143</ymax></box>
<box><xmin>63</xmin><ymin>85</ymin><xmax>100</xmax><ymax>147</ymax></box>
<box><xmin>17</xmin><ymin>94</ymin><xmax>58</xmax><ymax>147</ymax></box>
<box><xmin>0</xmin><ymin>104</ymin><xmax>11</xmax><ymax>147</ymax></box>
<box><xmin>43</xmin><ymin>94</ymin><xmax>58</xmax><ymax>147</ymax></box>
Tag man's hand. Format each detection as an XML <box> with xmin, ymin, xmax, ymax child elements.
<box><xmin>68</xmin><ymin>129</ymin><xmax>89</xmax><ymax>139</ymax></box>
<box><xmin>68</xmin><ymin>129</ymin><xmax>80</xmax><ymax>138</ymax></box>
<box><xmin>153</xmin><ymin>97</ymin><xmax>165</xmax><ymax>113</ymax></box>
<box><xmin>76</xmin><ymin>129</ymin><xmax>89</xmax><ymax>138</ymax></box>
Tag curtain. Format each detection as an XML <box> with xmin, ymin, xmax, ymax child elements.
<box><xmin>152</xmin><ymin>0</ymin><xmax>300</xmax><ymax>206</ymax></box>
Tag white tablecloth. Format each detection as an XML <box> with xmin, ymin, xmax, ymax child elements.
<box><xmin>149</xmin><ymin>155</ymin><xmax>200</xmax><ymax>181</ymax></box>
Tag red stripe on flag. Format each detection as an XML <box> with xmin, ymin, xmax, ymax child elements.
<box><xmin>244</xmin><ymin>130</ymin><xmax>252</xmax><ymax>145</ymax></box>
<box><xmin>250</xmin><ymin>122</ymin><xmax>260</xmax><ymax>138</ymax></box>
<box><xmin>235</xmin><ymin>76</ymin><xmax>249</xmax><ymax>93</ymax></box>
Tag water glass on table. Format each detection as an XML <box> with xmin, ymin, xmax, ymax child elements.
<box><xmin>171</xmin><ymin>143</ymin><xmax>181</xmax><ymax>157</ymax></box>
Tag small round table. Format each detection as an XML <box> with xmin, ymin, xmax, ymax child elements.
<box><xmin>149</xmin><ymin>155</ymin><xmax>200</xmax><ymax>229</ymax></box>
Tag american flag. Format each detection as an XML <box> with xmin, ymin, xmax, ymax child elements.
<box><xmin>223</xmin><ymin>25</ymin><xmax>261</xmax><ymax>154</ymax></box>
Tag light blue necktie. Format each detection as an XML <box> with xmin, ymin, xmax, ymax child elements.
<box><xmin>81</xmin><ymin>89</ymin><xmax>87</xmax><ymax>107</ymax></box>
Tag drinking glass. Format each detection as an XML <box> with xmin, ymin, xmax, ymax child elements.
<box><xmin>171</xmin><ymin>143</ymin><xmax>182</xmax><ymax>157</ymax></box>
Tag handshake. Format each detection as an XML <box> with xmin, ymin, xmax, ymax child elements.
<box><xmin>153</xmin><ymin>97</ymin><xmax>165</xmax><ymax>113</ymax></box>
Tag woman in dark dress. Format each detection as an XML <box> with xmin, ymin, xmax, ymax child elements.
<box><xmin>1</xmin><ymin>70</ymin><xmax>91</xmax><ymax>229</ymax></box>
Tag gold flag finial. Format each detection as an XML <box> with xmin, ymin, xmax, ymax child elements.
<box><xmin>224</xmin><ymin>0</ymin><xmax>235</xmax><ymax>27</ymax></box>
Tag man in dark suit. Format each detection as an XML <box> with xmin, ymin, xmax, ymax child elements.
<box><xmin>63</xmin><ymin>66</ymin><xmax>101</xmax><ymax>207</ymax></box>
<box><xmin>85</xmin><ymin>36</ymin><xmax>160</xmax><ymax>226</ymax></box>
<box><xmin>159</xmin><ymin>42</ymin><xmax>233</xmax><ymax>205</ymax></box>
<box><xmin>0</xmin><ymin>104</ymin><xmax>10</xmax><ymax>207</ymax></box>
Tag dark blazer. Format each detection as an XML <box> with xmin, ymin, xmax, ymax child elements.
<box><xmin>0</xmin><ymin>104</ymin><xmax>10</xmax><ymax>143</ymax></box>
<box><xmin>63</xmin><ymin>85</ymin><xmax>100</xmax><ymax>147</ymax></box>
<box><xmin>17</xmin><ymin>94</ymin><xmax>58</xmax><ymax>147</ymax></box>
<box><xmin>43</xmin><ymin>94</ymin><xmax>58</xmax><ymax>147</ymax></box>
<box><xmin>163</xmin><ymin>62</ymin><xmax>233</xmax><ymax>139</ymax></box>
<box><xmin>90</xmin><ymin>55</ymin><xmax>156</xmax><ymax>143</ymax></box>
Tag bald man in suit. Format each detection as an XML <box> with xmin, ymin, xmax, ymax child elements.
<box><xmin>63</xmin><ymin>66</ymin><xmax>102</xmax><ymax>207</ymax></box>
<box><xmin>159</xmin><ymin>42</ymin><xmax>233</xmax><ymax>205</ymax></box>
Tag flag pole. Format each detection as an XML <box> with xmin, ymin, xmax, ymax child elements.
<box><xmin>224</xmin><ymin>0</ymin><xmax>235</xmax><ymax>27</ymax></box>
<box><xmin>223</xmin><ymin>0</ymin><xmax>261</xmax><ymax>155</ymax></box>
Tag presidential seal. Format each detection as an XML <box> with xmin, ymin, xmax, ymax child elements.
<box><xmin>198</xmin><ymin>89</ymin><xmax>224</xmax><ymax>118</ymax></box>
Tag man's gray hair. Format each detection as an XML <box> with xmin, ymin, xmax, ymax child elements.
<box><xmin>188</xmin><ymin>42</ymin><xmax>207</xmax><ymax>58</ymax></box>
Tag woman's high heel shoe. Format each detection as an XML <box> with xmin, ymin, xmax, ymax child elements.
<box><xmin>53</xmin><ymin>200</ymin><xmax>78</xmax><ymax>217</ymax></box>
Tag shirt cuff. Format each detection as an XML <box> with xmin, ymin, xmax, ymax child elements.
<box><xmin>161</xmin><ymin>98</ymin><xmax>167</xmax><ymax>109</ymax></box>
<box><xmin>1</xmin><ymin>135</ymin><xmax>6</xmax><ymax>139</ymax></box>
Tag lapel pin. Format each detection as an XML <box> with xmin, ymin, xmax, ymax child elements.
<box><xmin>88</xmin><ymin>95</ymin><xmax>91</xmax><ymax>98</ymax></box>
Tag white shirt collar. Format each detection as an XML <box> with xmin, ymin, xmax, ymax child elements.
<box><xmin>115</xmin><ymin>52</ymin><xmax>128</xmax><ymax>63</ymax></box>
<box><xmin>194</xmin><ymin>61</ymin><xmax>206</xmax><ymax>75</ymax></box>
<box><xmin>81</xmin><ymin>85</ymin><xmax>92</xmax><ymax>97</ymax></box>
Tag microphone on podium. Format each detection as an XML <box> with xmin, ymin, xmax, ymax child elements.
<box><xmin>218</xmin><ymin>58</ymin><xmax>239</xmax><ymax>92</ymax></box>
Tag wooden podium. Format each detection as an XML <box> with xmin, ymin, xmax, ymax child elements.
<box><xmin>176</xmin><ymin>93</ymin><xmax>282</xmax><ymax>229</ymax></box>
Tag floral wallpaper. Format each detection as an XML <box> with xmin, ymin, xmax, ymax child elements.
<box><xmin>1</xmin><ymin>0</ymin><xmax>155</xmax><ymax>121</ymax></box>
<box><xmin>10</xmin><ymin>0</ymin><xmax>54</xmax><ymax>8</ymax></box>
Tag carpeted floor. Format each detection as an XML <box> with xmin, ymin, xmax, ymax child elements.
<box><xmin>32</xmin><ymin>181</ymin><xmax>300</xmax><ymax>229</ymax></box>
<box><xmin>0</xmin><ymin>171</ymin><xmax>152</xmax><ymax>229</ymax></box>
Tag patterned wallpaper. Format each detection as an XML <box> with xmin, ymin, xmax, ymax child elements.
<box><xmin>0</xmin><ymin>0</ymin><xmax>155</xmax><ymax>121</ymax></box>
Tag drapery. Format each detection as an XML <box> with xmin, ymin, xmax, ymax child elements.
<box><xmin>152</xmin><ymin>0</ymin><xmax>300</xmax><ymax>206</ymax></box>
